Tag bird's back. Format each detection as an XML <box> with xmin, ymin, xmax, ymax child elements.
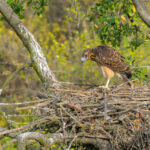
<box><xmin>91</xmin><ymin>45</ymin><xmax>132</xmax><ymax>79</ymax></box>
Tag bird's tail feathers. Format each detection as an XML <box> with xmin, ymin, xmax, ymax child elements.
<box><xmin>120</xmin><ymin>73</ymin><xmax>131</xmax><ymax>87</ymax></box>
<box><xmin>125</xmin><ymin>70</ymin><xmax>132</xmax><ymax>79</ymax></box>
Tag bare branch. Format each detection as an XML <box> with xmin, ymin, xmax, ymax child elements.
<box><xmin>17</xmin><ymin>132</ymin><xmax>109</xmax><ymax>150</ymax></box>
<box><xmin>0</xmin><ymin>99</ymin><xmax>46</xmax><ymax>106</ymax></box>
<box><xmin>17</xmin><ymin>132</ymin><xmax>50</xmax><ymax>150</ymax></box>
<box><xmin>103</xmin><ymin>89</ymin><xmax>110</xmax><ymax>120</ymax></box>
<box><xmin>133</xmin><ymin>0</ymin><xmax>150</xmax><ymax>28</ymax></box>
<box><xmin>0</xmin><ymin>63</ymin><xmax>30</xmax><ymax>95</ymax></box>
<box><xmin>0</xmin><ymin>116</ymin><xmax>59</xmax><ymax>138</ymax></box>
<box><xmin>66</xmin><ymin>134</ymin><xmax>78</xmax><ymax>150</ymax></box>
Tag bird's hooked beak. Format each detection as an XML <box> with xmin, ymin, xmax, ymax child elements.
<box><xmin>81</xmin><ymin>49</ymin><xmax>91</xmax><ymax>63</ymax></box>
<box><xmin>81</xmin><ymin>56</ymin><xmax>87</xmax><ymax>63</ymax></box>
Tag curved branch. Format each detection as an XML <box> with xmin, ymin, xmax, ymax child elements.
<box><xmin>132</xmin><ymin>0</ymin><xmax>150</xmax><ymax>28</ymax></box>
<box><xmin>0</xmin><ymin>0</ymin><xmax>60</xmax><ymax>88</ymax></box>
<box><xmin>17</xmin><ymin>132</ymin><xmax>50</xmax><ymax>150</ymax></box>
<box><xmin>17</xmin><ymin>132</ymin><xmax>111</xmax><ymax>150</ymax></box>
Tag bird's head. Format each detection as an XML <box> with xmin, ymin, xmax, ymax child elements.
<box><xmin>81</xmin><ymin>49</ymin><xmax>95</xmax><ymax>63</ymax></box>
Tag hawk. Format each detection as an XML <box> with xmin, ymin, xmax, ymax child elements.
<box><xmin>81</xmin><ymin>45</ymin><xmax>132</xmax><ymax>89</ymax></box>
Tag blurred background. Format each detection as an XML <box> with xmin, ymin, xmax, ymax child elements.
<box><xmin>0</xmin><ymin>0</ymin><xmax>100</xmax><ymax>103</ymax></box>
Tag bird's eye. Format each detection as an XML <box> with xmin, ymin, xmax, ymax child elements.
<box><xmin>85</xmin><ymin>54</ymin><xmax>88</xmax><ymax>57</ymax></box>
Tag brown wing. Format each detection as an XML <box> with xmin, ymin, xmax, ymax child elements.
<box><xmin>92</xmin><ymin>45</ymin><xmax>131</xmax><ymax>76</ymax></box>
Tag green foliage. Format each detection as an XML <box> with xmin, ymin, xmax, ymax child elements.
<box><xmin>7</xmin><ymin>0</ymin><xmax>24</xmax><ymax>19</ymax></box>
<box><xmin>7</xmin><ymin>0</ymin><xmax>48</xmax><ymax>18</ymax></box>
<box><xmin>0</xmin><ymin>137</ymin><xmax>16</xmax><ymax>150</ymax></box>
<box><xmin>89</xmin><ymin>0</ymin><xmax>143</xmax><ymax>47</ymax></box>
<box><xmin>0</xmin><ymin>111</ymin><xmax>9</xmax><ymax>129</ymax></box>
<box><xmin>132</xmin><ymin>68</ymin><xmax>148</xmax><ymax>83</ymax></box>
<box><xmin>88</xmin><ymin>0</ymin><xmax>150</xmax><ymax>82</ymax></box>
<box><xmin>29</xmin><ymin>0</ymin><xmax>48</xmax><ymax>15</ymax></box>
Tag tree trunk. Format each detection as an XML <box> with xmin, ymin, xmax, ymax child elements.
<box><xmin>133</xmin><ymin>0</ymin><xmax>150</xmax><ymax>28</ymax></box>
<box><xmin>0</xmin><ymin>0</ymin><xmax>60</xmax><ymax>88</ymax></box>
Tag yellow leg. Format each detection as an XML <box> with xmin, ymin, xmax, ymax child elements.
<box><xmin>99</xmin><ymin>67</ymin><xmax>114</xmax><ymax>90</ymax></box>
<box><xmin>99</xmin><ymin>79</ymin><xmax>110</xmax><ymax>90</ymax></box>
<box><xmin>105</xmin><ymin>79</ymin><xmax>110</xmax><ymax>88</ymax></box>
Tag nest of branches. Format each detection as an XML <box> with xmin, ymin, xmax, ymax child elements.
<box><xmin>1</xmin><ymin>84</ymin><xmax>150</xmax><ymax>150</ymax></box>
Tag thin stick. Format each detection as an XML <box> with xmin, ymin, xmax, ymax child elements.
<box><xmin>0</xmin><ymin>99</ymin><xmax>46</xmax><ymax>106</ymax></box>
<box><xmin>104</xmin><ymin>89</ymin><xmax>107</xmax><ymax>119</ymax></box>
<box><xmin>104</xmin><ymin>89</ymin><xmax>110</xmax><ymax>120</ymax></box>
<box><xmin>0</xmin><ymin>63</ymin><xmax>31</xmax><ymax>95</ymax></box>
<box><xmin>66</xmin><ymin>134</ymin><xmax>78</xmax><ymax>150</ymax></box>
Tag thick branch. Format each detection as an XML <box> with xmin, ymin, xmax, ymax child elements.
<box><xmin>17</xmin><ymin>132</ymin><xmax>50</xmax><ymax>150</ymax></box>
<box><xmin>132</xmin><ymin>0</ymin><xmax>150</xmax><ymax>28</ymax></box>
<box><xmin>0</xmin><ymin>116</ymin><xmax>59</xmax><ymax>138</ymax></box>
<box><xmin>0</xmin><ymin>0</ymin><xmax>60</xmax><ymax>88</ymax></box>
<box><xmin>17</xmin><ymin>132</ymin><xmax>111</xmax><ymax>150</ymax></box>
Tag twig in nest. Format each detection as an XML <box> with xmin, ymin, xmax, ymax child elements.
<box><xmin>16</xmin><ymin>100</ymin><xmax>51</xmax><ymax>111</ymax></box>
<box><xmin>0</xmin><ymin>116</ymin><xmax>59</xmax><ymax>137</ymax></box>
<box><xmin>103</xmin><ymin>89</ymin><xmax>110</xmax><ymax>120</ymax></box>
<box><xmin>60</xmin><ymin>109</ymin><xmax>67</xmax><ymax>144</ymax></box>
<box><xmin>0</xmin><ymin>99</ymin><xmax>46</xmax><ymax>106</ymax></box>
<box><xmin>48</xmin><ymin>88</ymin><xmax>95</xmax><ymax>96</ymax></box>
<box><xmin>63</xmin><ymin>102</ymin><xmax>83</xmax><ymax>113</ymax></box>
<box><xmin>59</xmin><ymin>104</ymin><xmax>82</xmax><ymax>125</ymax></box>
<box><xmin>66</xmin><ymin>134</ymin><xmax>78</xmax><ymax>150</ymax></box>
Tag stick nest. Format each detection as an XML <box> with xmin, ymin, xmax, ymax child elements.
<box><xmin>1</xmin><ymin>84</ymin><xmax>150</xmax><ymax>149</ymax></box>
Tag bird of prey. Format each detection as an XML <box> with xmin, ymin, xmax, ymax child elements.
<box><xmin>81</xmin><ymin>45</ymin><xmax>132</xmax><ymax>89</ymax></box>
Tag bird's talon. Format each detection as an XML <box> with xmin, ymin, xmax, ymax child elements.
<box><xmin>99</xmin><ymin>86</ymin><xmax>110</xmax><ymax>90</ymax></box>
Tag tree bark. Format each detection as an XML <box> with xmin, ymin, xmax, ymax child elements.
<box><xmin>132</xmin><ymin>0</ymin><xmax>150</xmax><ymax>28</ymax></box>
<box><xmin>17</xmin><ymin>132</ymin><xmax>112</xmax><ymax>150</ymax></box>
<box><xmin>17</xmin><ymin>132</ymin><xmax>50</xmax><ymax>150</ymax></box>
<box><xmin>0</xmin><ymin>0</ymin><xmax>60</xmax><ymax>88</ymax></box>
